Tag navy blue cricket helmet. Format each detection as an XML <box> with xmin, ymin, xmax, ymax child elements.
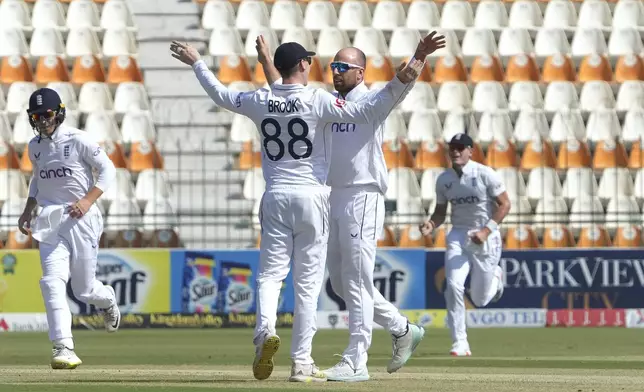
<box><xmin>26</xmin><ymin>88</ymin><xmax>66</xmax><ymax>136</ymax></box>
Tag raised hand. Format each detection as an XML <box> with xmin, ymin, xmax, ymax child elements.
<box><xmin>414</xmin><ymin>31</ymin><xmax>447</xmax><ymax>60</ymax></box>
<box><xmin>170</xmin><ymin>41</ymin><xmax>201</xmax><ymax>66</ymax></box>
<box><xmin>255</xmin><ymin>35</ymin><xmax>272</xmax><ymax>65</ymax></box>
<box><xmin>396</xmin><ymin>58</ymin><xmax>424</xmax><ymax>84</ymax></box>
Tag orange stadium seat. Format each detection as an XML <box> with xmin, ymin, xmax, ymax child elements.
<box><xmin>254</xmin><ymin>62</ymin><xmax>268</xmax><ymax>85</ymax></box>
<box><xmin>238</xmin><ymin>140</ymin><xmax>262</xmax><ymax>170</ymax></box>
<box><xmin>542</xmin><ymin>54</ymin><xmax>576</xmax><ymax>82</ymax></box>
<box><xmin>107</xmin><ymin>56</ymin><xmax>143</xmax><ymax>84</ymax></box>
<box><xmin>433</xmin><ymin>56</ymin><xmax>467</xmax><ymax>83</ymax></box>
<box><xmin>578</xmin><ymin>54</ymin><xmax>613</xmax><ymax>82</ymax></box>
<box><xmin>520</xmin><ymin>139</ymin><xmax>557</xmax><ymax>170</ymax></box>
<box><xmin>19</xmin><ymin>146</ymin><xmax>33</xmax><ymax>173</ymax></box>
<box><xmin>383</xmin><ymin>139</ymin><xmax>414</xmax><ymax>169</ymax></box>
<box><xmin>102</xmin><ymin>141</ymin><xmax>128</xmax><ymax>169</ymax></box>
<box><xmin>378</xmin><ymin>226</ymin><xmax>397</xmax><ymax>247</ymax></box>
<box><xmin>592</xmin><ymin>140</ymin><xmax>628</xmax><ymax>170</ymax></box>
<box><xmin>34</xmin><ymin>56</ymin><xmax>70</xmax><ymax>84</ymax></box>
<box><xmin>431</xmin><ymin>226</ymin><xmax>447</xmax><ymax>248</ymax></box>
<box><xmin>505</xmin><ymin>225</ymin><xmax>540</xmax><ymax>249</ymax></box>
<box><xmin>255</xmin><ymin>234</ymin><xmax>261</xmax><ymax>249</ymax></box>
<box><xmin>628</xmin><ymin>141</ymin><xmax>644</xmax><ymax>169</ymax></box>
<box><xmin>470</xmin><ymin>55</ymin><xmax>504</xmax><ymax>83</ymax></box>
<box><xmin>6</xmin><ymin>230</ymin><xmax>34</xmax><ymax>249</ymax></box>
<box><xmin>364</xmin><ymin>55</ymin><xmax>395</xmax><ymax>84</ymax></box>
<box><xmin>71</xmin><ymin>55</ymin><xmax>106</xmax><ymax>84</ymax></box>
<box><xmin>0</xmin><ymin>141</ymin><xmax>20</xmax><ymax>170</ymax></box>
<box><xmin>218</xmin><ymin>55</ymin><xmax>252</xmax><ymax>84</ymax></box>
<box><xmin>577</xmin><ymin>225</ymin><xmax>612</xmax><ymax>247</ymax></box>
<box><xmin>399</xmin><ymin>225</ymin><xmax>433</xmax><ymax>248</ymax></box>
<box><xmin>614</xmin><ymin>55</ymin><xmax>644</xmax><ymax>83</ymax></box>
<box><xmin>113</xmin><ymin>229</ymin><xmax>144</xmax><ymax>248</ymax></box>
<box><xmin>557</xmin><ymin>139</ymin><xmax>593</xmax><ymax>169</ymax></box>
<box><xmin>542</xmin><ymin>225</ymin><xmax>576</xmax><ymax>248</ymax></box>
<box><xmin>485</xmin><ymin>139</ymin><xmax>519</xmax><ymax>169</ymax></box>
<box><xmin>505</xmin><ymin>54</ymin><xmax>540</xmax><ymax>82</ymax></box>
<box><xmin>308</xmin><ymin>57</ymin><xmax>324</xmax><ymax>83</ymax></box>
<box><xmin>414</xmin><ymin>140</ymin><xmax>448</xmax><ymax>170</ymax></box>
<box><xmin>613</xmin><ymin>225</ymin><xmax>642</xmax><ymax>248</ymax></box>
<box><xmin>129</xmin><ymin>141</ymin><xmax>164</xmax><ymax>173</ymax></box>
<box><xmin>0</xmin><ymin>55</ymin><xmax>33</xmax><ymax>83</ymax></box>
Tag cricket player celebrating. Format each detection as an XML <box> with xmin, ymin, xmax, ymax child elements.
<box><xmin>420</xmin><ymin>133</ymin><xmax>511</xmax><ymax>356</ymax></box>
<box><xmin>255</xmin><ymin>31</ymin><xmax>446</xmax><ymax>382</ymax></box>
<box><xmin>170</xmin><ymin>40</ymin><xmax>424</xmax><ymax>382</ymax></box>
<box><xmin>17</xmin><ymin>88</ymin><xmax>120</xmax><ymax>369</ymax></box>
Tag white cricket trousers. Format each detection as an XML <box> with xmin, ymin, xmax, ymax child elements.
<box><xmin>36</xmin><ymin>204</ymin><xmax>115</xmax><ymax>346</ymax></box>
<box><xmin>255</xmin><ymin>185</ymin><xmax>329</xmax><ymax>365</ymax></box>
<box><xmin>445</xmin><ymin>228</ymin><xmax>502</xmax><ymax>343</ymax></box>
<box><xmin>325</xmin><ymin>187</ymin><xmax>408</xmax><ymax>369</ymax></box>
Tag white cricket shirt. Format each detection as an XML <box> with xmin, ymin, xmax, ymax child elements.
<box><xmin>27</xmin><ymin>124</ymin><xmax>116</xmax><ymax>207</ymax></box>
<box><xmin>326</xmin><ymin>82</ymin><xmax>412</xmax><ymax>194</ymax></box>
<box><xmin>435</xmin><ymin>160</ymin><xmax>506</xmax><ymax>229</ymax></box>
<box><xmin>192</xmin><ymin>60</ymin><xmax>409</xmax><ymax>189</ymax></box>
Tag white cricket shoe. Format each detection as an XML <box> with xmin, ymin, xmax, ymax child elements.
<box><xmin>387</xmin><ymin>323</ymin><xmax>425</xmax><ymax>373</ymax></box>
<box><xmin>252</xmin><ymin>333</ymin><xmax>280</xmax><ymax>380</ymax></box>
<box><xmin>325</xmin><ymin>357</ymin><xmax>369</xmax><ymax>382</ymax></box>
<box><xmin>492</xmin><ymin>265</ymin><xmax>504</xmax><ymax>302</ymax></box>
<box><xmin>101</xmin><ymin>285</ymin><xmax>120</xmax><ymax>333</ymax></box>
<box><xmin>289</xmin><ymin>362</ymin><xmax>327</xmax><ymax>382</ymax></box>
<box><xmin>449</xmin><ymin>340</ymin><xmax>472</xmax><ymax>357</ymax></box>
<box><xmin>51</xmin><ymin>345</ymin><xmax>82</xmax><ymax>369</ymax></box>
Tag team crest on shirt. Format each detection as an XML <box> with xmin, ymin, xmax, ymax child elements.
<box><xmin>63</xmin><ymin>145</ymin><xmax>70</xmax><ymax>158</ymax></box>
<box><xmin>334</xmin><ymin>98</ymin><xmax>346</xmax><ymax>108</ymax></box>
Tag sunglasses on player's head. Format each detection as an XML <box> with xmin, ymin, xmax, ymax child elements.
<box><xmin>330</xmin><ymin>61</ymin><xmax>364</xmax><ymax>73</ymax></box>
<box><xmin>29</xmin><ymin>111</ymin><xmax>57</xmax><ymax>121</ymax></box>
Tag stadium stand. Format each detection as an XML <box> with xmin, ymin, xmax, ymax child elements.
<box><xmin>0</xmin><ymin>0</ymin><xmax>643</xmax><ymax>250</ymax></box>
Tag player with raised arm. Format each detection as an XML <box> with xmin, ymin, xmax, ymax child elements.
<box><xmin>170</xmin><ymin>41</ymin><xmax>424</xmax><ymax>382</ymax></box>
<box><xmin>420</xmin><ymin>133</ymin><xmax>512</xmax><ymax>356</ymax></box>
<box><xmin>255</xmin><ymin>31</ymin><xmax>446</xmax><ymax>382</ymax></box>
<box><xmin>17</xmin><ymin>88</ymin><xmax>120</xmax><ymax>369</ymax></box>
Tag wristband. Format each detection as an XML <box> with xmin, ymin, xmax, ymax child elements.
<box><xmin>485</xmin><ymin>220</ymin><xmax>498</xmax><ymax>232</ymax></box>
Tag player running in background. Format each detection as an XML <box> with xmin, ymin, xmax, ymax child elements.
<box><xmin>420</xmin><ymin>133</ymin><xmax>511</xmax><ymax>356</ymax></box>
<box><xmin>256</xmin><ymin>31</ymin><xmax>446</xmax><ymax>382</ymax></box>
<box><xmin>18</xmin><ymin>88</ymin><xmax>120</xmax><ymax>369</ymax></box>
<box><xmin>170</xmin><ymin>40</ymin><xmax>424</xmax><ymax>382</ymax></box>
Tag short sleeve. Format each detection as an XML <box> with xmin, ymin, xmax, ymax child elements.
<box><xmin>486</xmin><ymin>168</ymin><xmax>506</xmax><ymax>198</ymax></box>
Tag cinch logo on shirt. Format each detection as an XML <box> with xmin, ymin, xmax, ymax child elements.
<box><xmin>331</xmin><ymin>123</ymin><xmax>356</xmax><ymax>132</ymax></box>
<box><xmin>449</xmin><ymin>195</ymin><xmax>480</xmax><ymax>205</ymax></box>
<box><xmin>268</xmin><ymin>98</ymin><xmax>300</xmax><ymax>113</ymax></box>
<box><xmin>39</xmin><ymin>167</ymin><xmax>73</xmax><ymax>179</ymax></box>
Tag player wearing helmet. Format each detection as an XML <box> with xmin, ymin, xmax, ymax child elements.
<box><xmin>18</xmin><ymin>88</ymin><xmax>120</xmax><ymax>369</ymax></box>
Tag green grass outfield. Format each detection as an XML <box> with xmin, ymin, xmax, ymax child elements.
<box><xmin>0</xmin><ymin>328</ymin><xmax>643</xmax><ymax>392</ymax></box>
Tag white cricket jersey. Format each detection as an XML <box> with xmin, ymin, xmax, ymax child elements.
<box><xmin>27</xmin><ymin>124</ymin><xmax>116</xmax><ymax>207</ymax></box>
<box><xmin>435</xmin><ymin>160</ymin><xmax>506</xmax><ymax>229</ymax></box>
<box><xmin>192</xmin><ymin>60</ymin><xmax>409</xmax><ymax>189</ymax></box>
<box><xmin>326</xmin><ymin>82</ymin><xmax>412</xmax><ymax>194</ymax></box>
